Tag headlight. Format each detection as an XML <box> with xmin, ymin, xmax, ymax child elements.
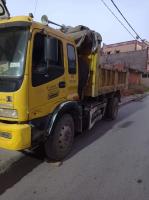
<box><xmin>0</xmin><ymin>108</ymin><xmax>18</xmax><ymax>119</ymax></box>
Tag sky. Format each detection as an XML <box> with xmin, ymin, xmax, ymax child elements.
<box><xmin>6</xmin><ymin>0</ymin><xmax>149</xmax><ymax>44</ymax></box>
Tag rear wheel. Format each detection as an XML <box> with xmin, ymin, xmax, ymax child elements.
<box><xmin>45</xmin><ymin>114</ymin><xmax>74</xmax><ymax>161</ymax></box>
<box><xmin>104</xmin><ymin>97</ymin><xmax>119</xmax><ymax>120</ymax></box>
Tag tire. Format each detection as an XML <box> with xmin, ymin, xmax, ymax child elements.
<box><xmin>104</xmin><ymin>97</ymin><xmax>119</xmax><ymax>120</ymax></box>
<box><xmin>45</xmin><ymin>114</ymin><xmax>74</xmax><ymax>161</ymax></box>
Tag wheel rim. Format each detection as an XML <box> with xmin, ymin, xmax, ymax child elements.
<box><xmin>58</xmin><ymin>125</ymin><xmax>73</xmax><ymax>151</ymax></box>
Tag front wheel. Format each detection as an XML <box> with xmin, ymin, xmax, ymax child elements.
<box><xmin>45</xmin><ymin>114</ymin><xmax>74</xmax><ymax>161</ymax></box>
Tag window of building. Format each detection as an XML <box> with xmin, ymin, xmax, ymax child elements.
<box><xmin>32</xmin><ymin>33</ymin><xmax>64</xmax><ymax>87</ymax></box>
<box><xmin>67</xmin><ymin>44</ymin><xmax>76</xmax><ymax>74</ymax></box>
<box><xmin>115</xmin><ymin>50</ymin><xmax>120</xmax><ymax>54</ymax></box>
<box><xmin>142</xmin><ymin>73</ymin><xmax>148</xmax><ymax>78</ymax></box>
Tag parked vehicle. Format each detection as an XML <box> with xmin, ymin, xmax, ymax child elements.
<box><xmin>0</xmin><ymin>14</ymin><xmax>126</xmax><ymax>160</ymax></box>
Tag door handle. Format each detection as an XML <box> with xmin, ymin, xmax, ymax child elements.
<box><xmin>59</xmin><ymin>81</ymin><xmax>66</xmax><ymax>88</ymax></box>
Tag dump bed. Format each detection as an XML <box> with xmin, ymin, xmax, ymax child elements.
<box><xmin>65</xmin><ymin>26</ymin><xmax>126</xmax><ymax>98</ymax></box>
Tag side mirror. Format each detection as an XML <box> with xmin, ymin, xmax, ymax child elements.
<box><xmin>44</xmin><ymin>37</ymin><xmax>58</xmax><ymax>63</ymax></box>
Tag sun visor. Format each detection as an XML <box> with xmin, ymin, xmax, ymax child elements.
<box><xmin>0</xmin><ymin>0</ymin><xmax>10</xmax><ymax>19</ymax></box>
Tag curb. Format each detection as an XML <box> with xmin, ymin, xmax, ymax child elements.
<box><xmin>119</xmin><ymin>93</ymin><xmax>149</xmax><ymax>107</ymax></box>
<box><xmin>132</xmin><ymin>93</ymin><xmax>149</xmax><ymax>101</ymax></box>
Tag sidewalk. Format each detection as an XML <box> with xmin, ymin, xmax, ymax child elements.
<box><xmin>0</xmin><ymin>92</ymin><xmax>148</xmax><ymax>175</ymax></box>
<box><xmin>120</xmin><ymin>93</ymin><xmax>148</xmax><ymax>106</ymax></box>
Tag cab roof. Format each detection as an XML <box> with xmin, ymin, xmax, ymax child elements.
<box><xmin>0</xmin><ymin>16</ymin><xmax>74</xmax><ymax>42</ymax></box>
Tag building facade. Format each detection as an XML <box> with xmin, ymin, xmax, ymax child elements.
<box><xmin>102</xmin><ymin>40</ymin><xmax>149</xmax><ymax>87</ymax></box>
<box><xmin>103</xmin><ymin>40</ymin><xmax>146</xmax><ymax>55</ymax></box>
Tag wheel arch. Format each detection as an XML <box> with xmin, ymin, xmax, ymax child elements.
<box><xmin>47</xmin><ymin>101</ymin><xmax>82</xmax><ymax>137</ymax></box>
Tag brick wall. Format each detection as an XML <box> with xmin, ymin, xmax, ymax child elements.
<box><xmin>128</xmin><ymin>70</ymin><xmax>141</xmax><ymax>85</ymax></box>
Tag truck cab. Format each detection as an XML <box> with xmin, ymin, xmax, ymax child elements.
<box><xmin>0</xmin><ymin>16</ymin><xmax>79</xmax><ymax>151</ymax></box>
<box><xmin>0</xmin><ymin>15</ymin><xmax>126</xmax><ymax>161</ymax></box>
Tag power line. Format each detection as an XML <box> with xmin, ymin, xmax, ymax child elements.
<box><xmin>34</xmin><ymin>0</ymin><xmax>38</xmax><ymax>17</ymax></box>
<box><xmin>110</xmin><ymin>0</ymin><xmax>142</xmax><ymax>41</ymax></box>
<box><xmin>100</xmin><ymin>0</ymin><xmax>136</xmax><ymax>40</ymax></box>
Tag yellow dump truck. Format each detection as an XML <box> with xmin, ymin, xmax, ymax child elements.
<box><xmin>0</xmin><ymin>13</ymin><xmax>126</xmax><ymax>160</ymax></box>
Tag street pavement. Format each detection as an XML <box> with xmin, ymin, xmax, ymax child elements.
<box><xmin>0</xmin><ymin>93</ymin><xmax>146</xmax><ymax>175</ymax></box>
<box><xmin>0</xmin><ymin>96</ymin><xmax>149</xmax><ymax>200</ymax></box>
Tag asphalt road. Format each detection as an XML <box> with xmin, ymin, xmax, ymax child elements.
<box><xmin>0</xmin><ymin>96</ymin><xmax>149</xmax><ymax>200</ymax></box>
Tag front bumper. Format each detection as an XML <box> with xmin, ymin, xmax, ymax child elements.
<box><xmin>0</xmin><ymin>122</ymin><xmax>31</xmax><ymax>150</ymax></box>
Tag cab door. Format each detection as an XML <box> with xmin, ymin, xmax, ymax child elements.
<box><xmin>66</xmin><ymin>43</ymin><xmax>78</xmax><ymax>100</ymax></box>
<box><xmin>29</xmin><ymin>30</ymin><xmax>67</xmax><ymax>119</ymax></box>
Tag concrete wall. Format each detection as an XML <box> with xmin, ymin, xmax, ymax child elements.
<box><xmin>103</xmin><ymin>44</ymin><xmax>135</xmax><ymax>54</ymax></box>
<box><xmin>101</xmin><ymin>49</ymin><xmax>148</xmax><ymax>72</ymax></box>
<box><xmin>103</xmin><ymin>40</ymin><xmax>143</xmax><ymax>55</ymax></box>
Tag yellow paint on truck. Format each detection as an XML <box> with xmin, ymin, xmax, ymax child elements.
<box><xmin>0</xmin><ymin>123</ymin><xmax>31</xmax><ymax>150</ymax></box>
<box><xmin>0</xmin><ymin>15</ymin><xmax>126</xmax><ymax>152</ymax></box>
<box><xmin>0</xmin><ymin>16</ymin><xmax>78</xmax><ymax>150</ymax></box>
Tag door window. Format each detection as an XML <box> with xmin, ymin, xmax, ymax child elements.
<box><xmin>32</xmin><ymin>33</ymin><xmax>64</xmax><ymax>87</ymax></box>
<box><xmin>67</xmin><ymin>44</ymin><xmax>76</xmax><ymax>74</ymax></box>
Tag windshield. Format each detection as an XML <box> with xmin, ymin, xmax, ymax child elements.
<box><xmin>0</xmin><ymin>27</ymin><xmax>29</xmax><ymax>77</ymax></box>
